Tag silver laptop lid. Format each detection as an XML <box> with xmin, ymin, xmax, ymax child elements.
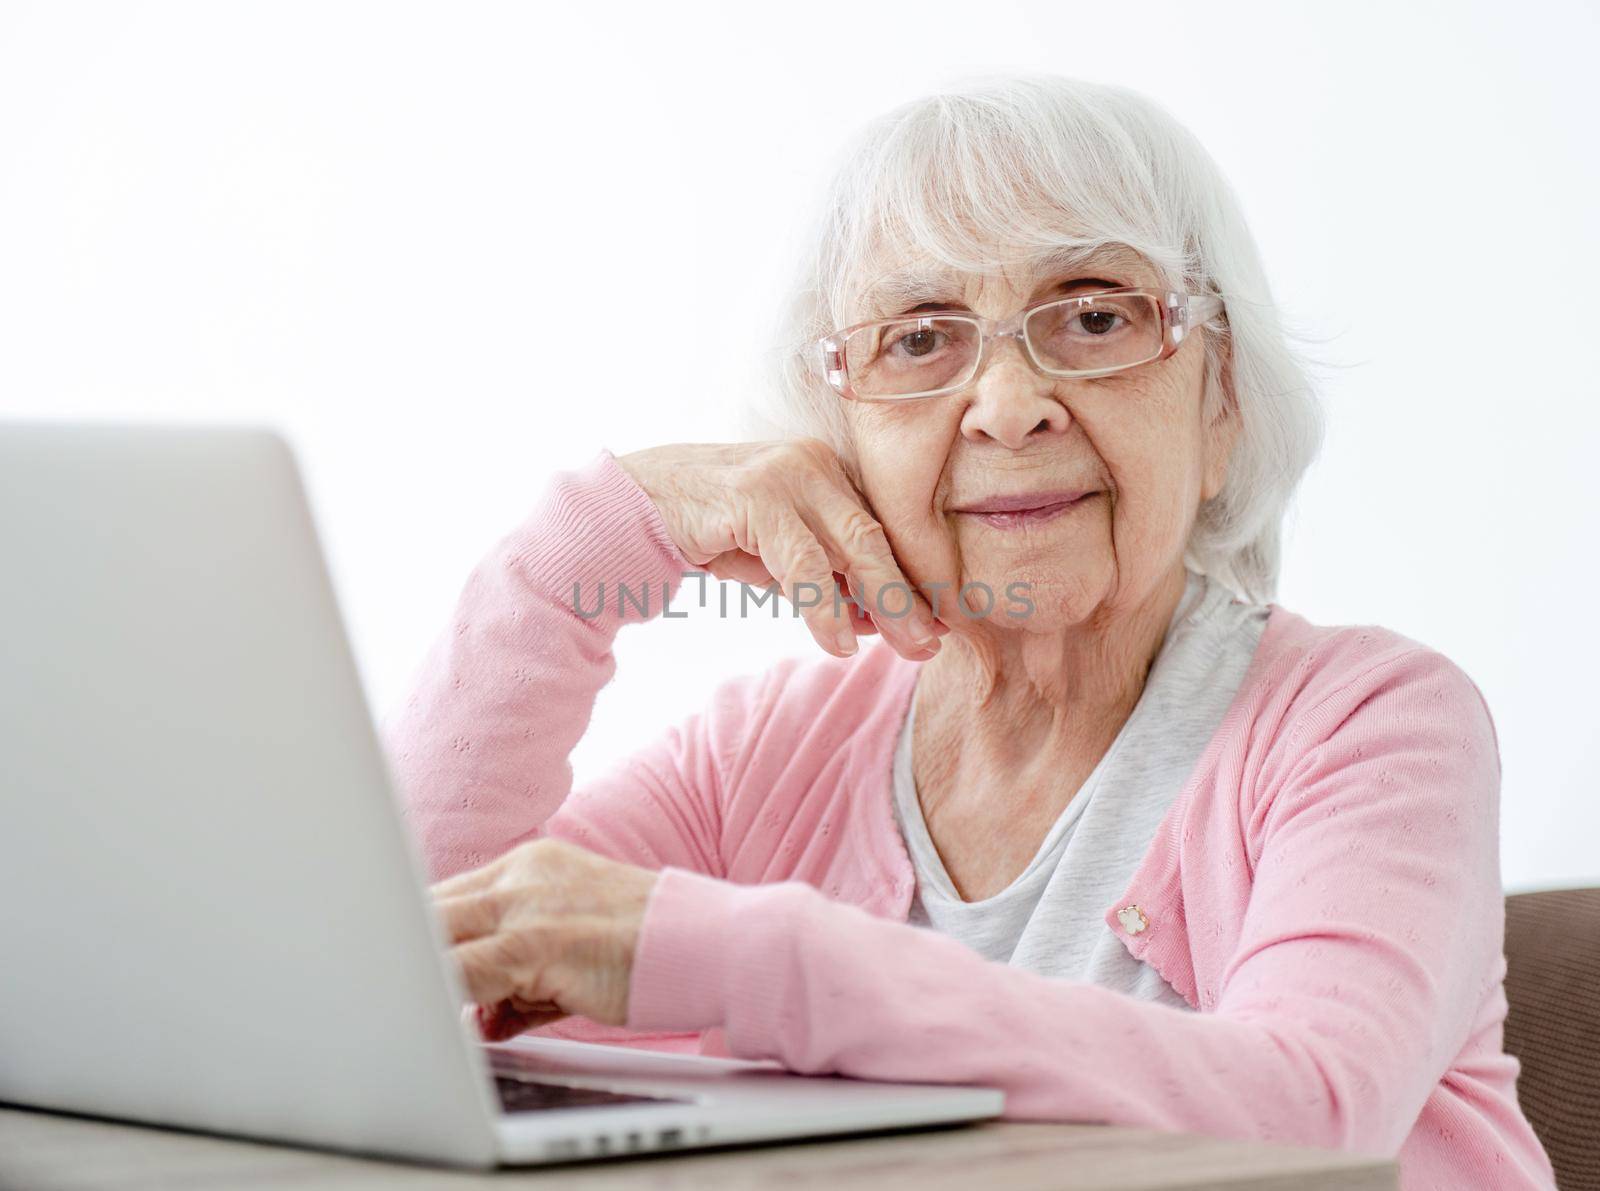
<box><xmin>0</xmin><ymin>420</ymin><xmax>500</xmax><ymax>1166</ymax></box>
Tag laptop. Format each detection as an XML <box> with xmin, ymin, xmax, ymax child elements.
<box><xmin>0</xmin><ymin>418</ymin><xmax>1004</xmax><ymax>1168</ymax></box>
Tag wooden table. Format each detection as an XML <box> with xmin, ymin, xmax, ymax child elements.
<box><xmin>0</xmin><ymin>1104</ymin><xmax>1396</xmax><ymax>1190</ymax></box>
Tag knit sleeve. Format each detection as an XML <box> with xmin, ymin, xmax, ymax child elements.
<box><xmin>623</xmin><ymin>648</ymin><xmax>1556</xmax><ymax>1185</ymax></box>
<box><xmin>377</xmin><ymin>447</ymin><xmax>700</xmax><ymax>881</ymax></box>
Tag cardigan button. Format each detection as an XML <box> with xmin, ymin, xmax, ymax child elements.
<box><xmin>1116</xmin><ymin>904</ymin><xmax>1150</xmax><ymax>935</ymax></box>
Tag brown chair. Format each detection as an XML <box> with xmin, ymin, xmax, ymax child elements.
<box><xmin>1503</xmin><ymin>886</ymin><xmax>1600</xmax><ymax>1190</ymax></box>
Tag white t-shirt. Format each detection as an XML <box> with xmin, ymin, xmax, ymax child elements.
<box><xmin>889</xmin><ymin>567</ymin><xmax>1269</xmax><ymax>1008</ymax></box>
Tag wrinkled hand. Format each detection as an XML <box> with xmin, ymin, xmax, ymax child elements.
<box><xmin>430</xmin><ymin>837</ymin><xmax>659</xmax><ymax>1041</ymax></box>
<box><xmin>614</xmin><ymin>439</ymin><xmax>949</xmax><ymax>660</ymax></box>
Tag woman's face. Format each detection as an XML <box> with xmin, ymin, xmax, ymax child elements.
<box><xmin>841</xmin><ymin>246</ymin><xmax>1237</xmax><ymax>632</ymax></box>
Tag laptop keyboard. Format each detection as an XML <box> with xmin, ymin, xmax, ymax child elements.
<box><xmin>493</xmin><ymin>1075</ymin><xmax>688</xmax><ymax>1114</ymax></box>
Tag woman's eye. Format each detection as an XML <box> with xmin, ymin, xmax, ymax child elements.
<box><xmin>1077</xmin><ymin>310</ymin><xmax>1122</xmax><ymax>335</ymax></box>
<box><xmin>889</xmin><ymin>327</ymin><xmax>943</xmax><ymax>357</ymax></box>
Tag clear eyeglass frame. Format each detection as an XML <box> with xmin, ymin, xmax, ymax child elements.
<box><xmin>812</xmin><ymin>287</ymin><xmax>1227</xmax><ymax>403</ymax></box>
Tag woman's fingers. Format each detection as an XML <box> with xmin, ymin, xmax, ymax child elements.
<box><xmin>749</xmin><ymin>503</ymin><xmax>937</xmax><ymax>660</ymax></box>
<box><xmin>754</xmin><ymin>507</ymin><xmax>860</xmax><ymax>657</ymax></box>
<box><xmin>476</xmin><ymin>999</ymin><xmax>567</xmax><ymax>1042</ymax></box>
<box><xmin>449</xmin><ymin>931</ymin><xmax>586</xmax><ymax>1036</ymax></box>
<box><xmin>433</xmin><ymin>840</ymin><xmax>653</xmax><ymax>1033</ymax></box>
<box><xmin>802</xmin><ymin>496</ymin><xmax>941</xmax><ymax>659</ymax></box>
<box><xmin>702</xmin><ymin>548</ymin><xmax>778</xmax><ymax>588</ymax></box>
<box><xmin>450</xmin><ymin>935</ymin><xmax>525</xmax><ymax>1006</ymax></box>
<box><xmin>704</xmin><ymin>553</ymin><xmax>884</xmax><ymax>646</ymax></box>
<box><xmin>435</xmin><ymin>892</ymin><xmax>501</xmax><ymax>945</ymax></box>
<box><xmin>620</xmin><ymin>439</ymin><xmax>944</xmax><ymax>660</ymax></box>
<box><xmin>837</xmin><ymin>573</ymin><xmax>881</xmax><ymax>635</ymax></box>
<box><xmin>509</xmin><ymin>993</ymin><xmax>563</xmax><ymax>1013</ymax></box>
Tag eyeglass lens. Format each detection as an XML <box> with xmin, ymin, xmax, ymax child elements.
<box><xmin>841</xmin><ymin>294</ymin><xmax>1163</xmax><ymax>399</ymax></box>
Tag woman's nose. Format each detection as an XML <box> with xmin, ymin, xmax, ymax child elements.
<box><xmin>957</xmin><ymin>338</ymin><xmax>1072</xmax><ymax>448</ymax></box>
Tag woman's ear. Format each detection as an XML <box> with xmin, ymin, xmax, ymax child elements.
<box><xmin>1200</xmin><ymin>338</ymin><xmax>1240</xmax><ymax>504</ymax></box>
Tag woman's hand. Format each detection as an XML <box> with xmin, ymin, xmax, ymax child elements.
<box><xmin>430</xmin><ymin>837</ymin><xmax>659</xmax><ymax>1041</ymax></box>
<box><xmin>615</xmin><ymin>439</ymin><xmax>948</xmax><ymax>660</ymax></box>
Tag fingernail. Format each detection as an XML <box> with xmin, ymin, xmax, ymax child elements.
<box><xmin>835</xmin><ymin>628</ymin><xmax>858</xmax><ymax>656</ymax></box>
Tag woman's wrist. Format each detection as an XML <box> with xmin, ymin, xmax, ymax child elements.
<box><xmin>503</xmin><ymin>449</ymin><xmax>693</xmax><ymax>630</ymax></box>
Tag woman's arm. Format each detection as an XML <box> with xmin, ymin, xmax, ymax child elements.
<box><xmin>624</xmin><ymin>646</ymin><xmax>1523</xmax><ymax>1160</ymax></box>
<box><xmin>380</xmin><ymin>449</ymin><xmax>746</xmax><ymax>1052</ymax></box>
<box><xmin>378</xmin><ymin>448</ymin><xmax>708</xmax><ymax>883</ymax></box>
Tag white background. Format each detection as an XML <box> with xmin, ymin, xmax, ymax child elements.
<box><xmin>2</xmin><ymin>1</ymin><xmax>1595</xmax><ymax>891</ymax></box>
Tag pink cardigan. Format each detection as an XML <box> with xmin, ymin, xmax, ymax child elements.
<box><xmin>380</xmin><ymin>449</ymin><xmax>1555</xmax><ymax>1189</ymax></box>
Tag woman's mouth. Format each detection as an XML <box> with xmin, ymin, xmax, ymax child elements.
<box><xmin>953</xmin><ymin>492</ymin><xmax>1098</xmax><ymax>528</ymax></box>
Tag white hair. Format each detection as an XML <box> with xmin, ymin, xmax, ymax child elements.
<box><xmin>738</xmin><ymin>71</ymin><xmax>1329</xmax><ymax>604</ymax></box>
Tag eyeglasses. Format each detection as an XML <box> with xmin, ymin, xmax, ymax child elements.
<box><xmin>813</xmin><ymin>287</ymin><xmax>1226</xmax><ymax>402</ymax></box>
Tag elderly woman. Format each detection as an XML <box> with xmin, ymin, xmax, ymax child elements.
<box><xmin>381</xmin><ymin>75</ymin><xmax>1555</xmax><ymax>1188</ymax></box>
